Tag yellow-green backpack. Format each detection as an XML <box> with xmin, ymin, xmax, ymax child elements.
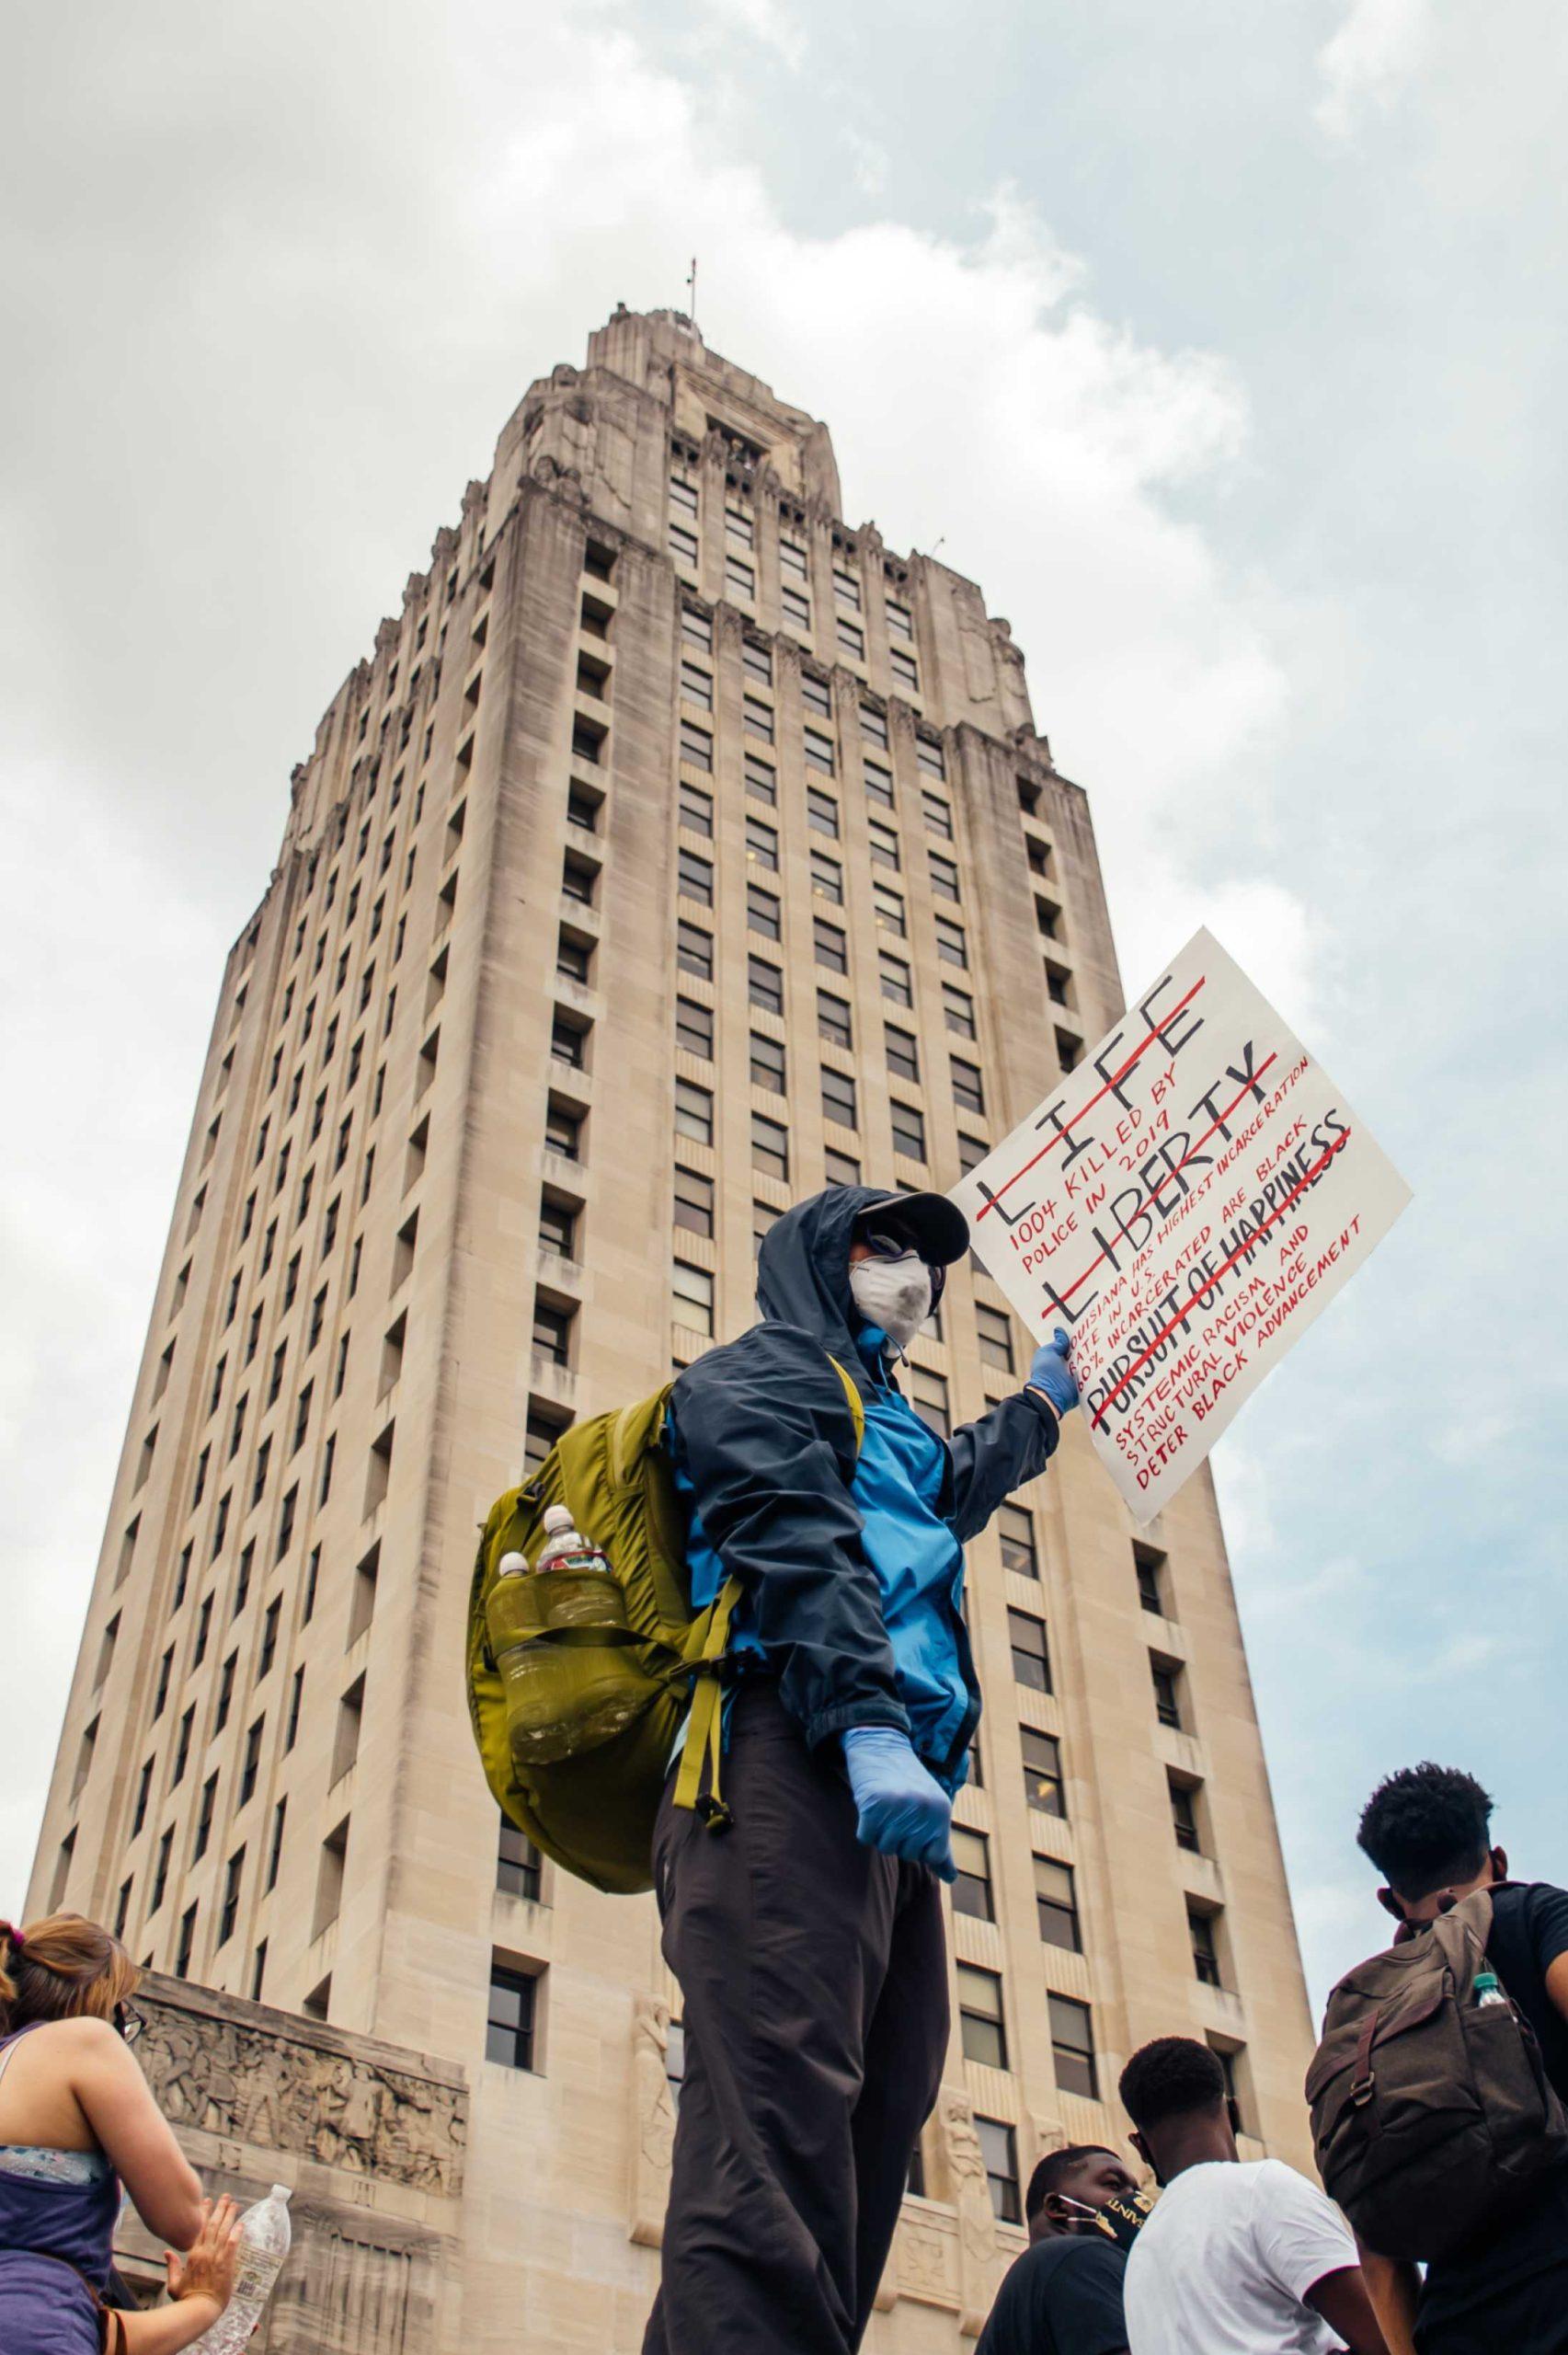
<box><xmin>465</xmin><ymin>1361</ymin><xmax>864</xmax><ymax>1895</ymax></box>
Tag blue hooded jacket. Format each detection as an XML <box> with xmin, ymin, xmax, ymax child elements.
<box><xmin>668</xmin><ymin>1185</ymin><xmax>1059</xmax><ymax>1786</ymax></box>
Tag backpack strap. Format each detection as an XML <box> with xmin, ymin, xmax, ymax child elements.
<box><xmin>672</xmin><ymin>1351</ymin><xmax>864</xmax><ymax>1832</ymax></box>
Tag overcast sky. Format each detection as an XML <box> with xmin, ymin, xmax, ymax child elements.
<box><xmin>3</xmin><ymin>0</ymin><xmax>1564</xmax><ymax>2006</ymax></box>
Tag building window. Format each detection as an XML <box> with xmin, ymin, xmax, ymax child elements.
<box><xmin>550</xmin><ymin>1012</ymin><xmax>588</xmax><ymax>1070</ymax></box>
<box><xmin>997</xmin><ymin>1502</ymin><xmax>1037</xmax><ymax>1579</ymax></box>
<box><xmin>539</xmin><ymin>1196</ymin><xmax>578</xmax><ymax>1258</ymax></box>
<box><xmin>879</xmin><ymin>950</ymin><xmax>912</xmax><ymax>1008</ymax></box>
<box><xmin>1035</xmin><ymin>1856</ymin><xmax>1082</xmax><ymax>1951</ymax></box>
<box><xmin>175</xmin><ymin>1903</ymin><xmax>198</xmax><ymax>1982</ymax></box>
<box><xmin>675</xmin><ymin>1079</ymin><xmax>714</xmax><ymax>1146</ymax></box>
<box><xmin>751</xmin><ymin>1113</ymin><xmax>789</xmax><ymax>1181</ymax></box>
<box><xmin>218</xmin><ymin>1848</ymin><xmax>244</xmax><ymax>1946</ymax></box>
<box><xmin>749</xmin><ymin>957</ymin><xmax>784</xmax><ymax>1017</ymax></box>
<box><xmin>674</xmin><ymin>1166</ymin><xmax>715</xmax><ymax>1240</ymax></box>
<box><xmin>748</xmin><ymin>885</ymin><xmax>782</xmax><ymax>941</ymax></box>
<box><xmin>681</xmin><ymin>660</ymin><xmax>713</xmax><ymax>712</ymax></box>
<box><xmin>951</xmin><ymin>1057</ymin><xmax>985</xmax><ymax>1118</ymax></box>
<box><xmin>681</xmin><ymin>603</ymin><xmax>713</xmax><ymax>652</ymax></box>
<box><xmin>523</xmin><ymin>1407</ymin><xmax>571</xmax><ymax>1473</ymax></box>
<box><xmin>193</xmin><ymin>1774</ymin><xmax>218</xmax><ymax>1861</ymax></box>
<box><xmin>555</xmin><ymin>932</ymin><xmax>592</xmax><ymax>988</ymax></box>
<box><xmin>678</xmin><ymin>849</ymin><xmax>714</xmax><ymax>907</ymax></box>
<box><xmin>498</xmin><ymin>1812</ymin><xmax>543</xmax><ymax>1901</ymax></box>
<box><xmin>887</xmin><ymin>599</ymin><xmax>913</xmax><ymax>641</ymax></box>
<box><xmin>942</xmin><ymin>982</ymin><xmax>976</xmax><ymax>1040</ymax></box>
<box><xmin>804</xmin><ymin>727</ymin><xmax>835</xmax><ymax>776</ymax></box>
<box><xmin>744</xmin><ymin>752</ymin><xmax>777</xmax><ymax>805</ymax></box>
<box><xmin>743</xmin><ymin>638</ymin><xmax>773</xmax><ymax>684</ymax></box>
<box><xmin>258</xmin><ymin>1598</ymin><xmax>281</xmax><ymax>1678</ymax></box>
<box><xmin>746</xmin><ymin>816</ymin><xmax>780</xmax><ymax>871</ymax></box>
<box><xmin>1022</xmin><ymin>1727</ymin><xmax>1066</xmax><ymax>1817</ymax></box>
<box><xmin>921</xmin><ymin>791</ymin><xmax>954</xmax><ymax>840</ymax></box>
<box><xmin>930</xmin><ymin>853</ymin><xmax>961</xmax><ymax>906</ymax></box>
<box><xmin>890</xmin><ymin>1100</ymin><xmax>926</xmax><ymax>1163</ymax></box>
<box><xmin>935</xmin><ymin>917</ymin><xmax>967</xmax><ymax>969</ymax></box>
<box><xmin>976</xmin><ymin>2119</ymin><xmax>1021</xmax><ymax>2223</ymax></box>
<box><xmin>669</xmin><ymin>474</ymin><xmax>699</xmax><ymax>520</ymax></box>
<box><xmin>1191</xmin><ymin>1908</ymin><xmax>1223</xmax><ymax>1987</ymax></box>
<box><xmin>1151</xmin><ymin>1658</ymin><xmax>1185</xmax><ymax>1730</ymax></box>
<box><xmin>976</xmin><ymin>1304</ymin><xmax>1013</xmax><ymax>1373</ymax></box>
<box><xmin>909</xmin><ymin>1365</ymin><xmax>949</xmax><ymax>1438</ymax></box>
<box><xmin>868</xmin><ymin>818</ymin><xmax>900</xmax><ymax>871</ymax></box>
<box><xmin>891</xmin><ymin>648</ymin><xmax>920</xmax><ymax>693</ymax></box>
<box><xmin>673</xmin><ymin>1260</ymin><xmax>715</xmax><ymax>1339</ymax></box>
<box><xmin>952</xmin><ymin>1827</ymin><xmax>993</xmax><ymax>1922</ymax></box>
<box><xmin>267</xmin><ymin>1798</ymin><xmax>286</xmax><ymax>1890</ymax></box>
<box><xmin>751</xmin><ymin>1200</ymin><xmax>774</xmax><ymax>1257</ymax></box>
<box><xmin>873</xmin><ymin>884</ymin><xmax>906</xmax><ymax>937</ymax></box>
<box><xmin>806</xmin><ymin>787</ymin><xmax>839</xmax><ymax>838</ymax></box>
<box><xmin>676</xmin><ymin>996</ymin><xmax>714</xmax><ymax>1060</ymax></box>
<box><xmin>486</xmin><ymin>1962</ymin><xmax>538</xmax><ymax>2071</ymax></box>
<box><xmin>1209</xmin><ymin>2042</ymin><xmax>1253</xmax><ymax>2134</ymax></box>
<box><xmin>750</xmin><ymin>1032</ymin><xmax>786</xmax><ymax>1093</ymax></box>
<box><xmin>824</xmin><ymin>1148</ymin><xmax>861</xmax><ymax>1187</ymax></box>
<box><xmin>544</xmin><ymin>1098</ymin><xmax>584</xmax><ymax>1159</ymax></box>
<box><xmin>679</xmin><ymin>779</ymin><xmax>715</xmax><ymax>837</ymax></box>
<box><xmin>801</xmin><ymin>672</ymin><xmax>832</xmax><ymax>718</ymax></box>
<box><xmin>814</xmin><ymin>919</ymin><xmax>847</xmax><ymax>975</ymax></box>
<box><xmin>679</xmin><ymin>718</ymin><xmax>714</xmax><ymax>774</ymax></box>
<box><xmin>743</xmin><ymin>694</ymin><xmax>774</xmax><ymax>742</ymax></box>
<box><xmin>779</xmin><ymin>537</ymin><xmax>807</xmax><ymax>580</ymax></box>
<box><xmin>916</xmin><ymin>737</ymin><xmax>945</xmax><ymax>780</ymax></box>
<box><xmin>833</xmin><ymin>567</ymin><xmax>862</xmax><ymax>613</ymax></box>
<box><xmin>677</xmin><ymin>920</ymin><xmax>713</xmax><ymax>982</ymax></box>
<box><xmin>861</xmin><ymin>702</ymin><xmax>889</xmax><ymax>750</ymax></box>
<box><xmin>821</xmin><ymin>1066</ymin><xmax>857</xmax><ymax>1131</ymax></box>
<box><xmin>669</xmin><ymin>522</ymin><xmax>699</xmax><ymax>569</ymax></box>
<box><xmin>533</xmin><ymin>1301</ymin><xmax>574</xmax><ymax>1367</ymax></box>
<box><xmin>864</xmin><ymin>759</ymin><xmax>895</xmax><ymax>810</ymax></box>
<box><xmin>818</xmin><ymin>991</ymin><xmax>852</xmax><ymax>1050</ymax></box>
<box><xmin>238</xmin><ymin>1717</ymin><xmax>263</xmax><ymax>1807</ymax></box>
<box><xmin>837</xmin><ymin>618</ymin><xmax>864</xmax><ymax>661</ymax></box>
<box><xmin>1009</xmin><ymin>1609</ymin><xmax>1052</xmax><ymax>1693</ymax></box>
<box><xmin>725</xmin><ymin>504</ymin><xmax>754</xmax><ymax>552</ymax></box>
<box><xmin>1171</xmin><ymin>1777</ymin><xmax>1202</xmax><ymax>1853</ymax></box>
<box><xmin>725</xmin><ymin>555</ymin><xmax>756</xmax><ymax>603</ymax></box>
<box><xmin>782</xmin><ymin>586</ymin><xmax>810</xmax><ymax>632</ymax></box>
<box><xmin>810</xmin><ymin>851</ymin><xmax>843</xmax><ymax>904</ymax></box>
<box><xmin>1050</xmin><ymin>1996</ymin><xmax>1098</xmax><ymax>2099</ymax></box>
<box><xmin>1135</xmin><ymin>1545</ymin><xmax>1168</xmax><ymax>1615</ymax></box>
<box><xmin>957</xmin><ymin>1965</ymin><xmax>1008</xmax><ymax>2070</ymax></box>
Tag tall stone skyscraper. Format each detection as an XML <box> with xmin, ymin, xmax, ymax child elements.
<box><xmin>29</xmin><ymin>309</ymin><xmax>1315</xmax><ymax>2349</ymax></box>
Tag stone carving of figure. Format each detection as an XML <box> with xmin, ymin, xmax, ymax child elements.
<box><xmin>940</xmin><ymin>2090</ymin><xmax>999</xmax><ymax>2338</ymax></box>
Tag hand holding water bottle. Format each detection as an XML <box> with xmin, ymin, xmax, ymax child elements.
<box><xmin>163</xmin><ymin>2196</ymin><xmax>242</xmax><ymax>2346</ymax></box>
<box><xmin>184</xmin><ymin>2183</ymin><xmax>292</xmax><ymax>2352</ymax></box>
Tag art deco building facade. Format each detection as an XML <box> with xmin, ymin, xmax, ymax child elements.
<box><xmin>29</xmin><ymin>309</ymin><xmax>1315</xmax><ymax>2350</ymax></box>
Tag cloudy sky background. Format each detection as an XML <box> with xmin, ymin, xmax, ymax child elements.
<box><xmin>3</xmin><ymin>0</ymin><xmax>1563</xmax><ymax>2005</ymax></box>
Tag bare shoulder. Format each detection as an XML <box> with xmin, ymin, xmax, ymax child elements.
<box><xmin>43</xmin><ymin>2016</ymin><xmax>132</xmax><ymax>2072</ymax></box>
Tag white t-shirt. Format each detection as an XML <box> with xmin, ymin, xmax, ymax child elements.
<box><xmin>1123</xmin><ymin>2158</ymin><xmax>1357</xmax><ymax>2355</ymax></box>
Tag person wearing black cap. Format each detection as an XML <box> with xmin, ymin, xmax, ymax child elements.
<box><xmin>643</xmin><ymin>1185</ymin><xmax>1078</xmax><ymax>2355</ymax></box>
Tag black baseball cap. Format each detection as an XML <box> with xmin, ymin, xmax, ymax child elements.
<box><xmin>854</xmin><ymin>1190</ymin><xmax>970</xmax><ymax>1267</ymax></box>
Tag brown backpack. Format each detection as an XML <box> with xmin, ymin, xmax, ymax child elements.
<box><xmin>1306</xmin><ymin>1884</ymin><xmax>1568</xmax><ymax>2262</ymax></box>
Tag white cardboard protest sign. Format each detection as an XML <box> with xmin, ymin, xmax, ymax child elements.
<box><xmin>950</xmin><ymin>928</ymin><xmax>1411</xmax><ymax>1524</ymax></box>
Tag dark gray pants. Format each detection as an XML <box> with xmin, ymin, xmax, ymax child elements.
<box><xmin>642</xmin><ymin>1684</ymin><xmax>949</xmax><ymax>2355</ymax></box>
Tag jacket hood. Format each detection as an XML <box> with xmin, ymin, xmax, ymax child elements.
<box><xmin>755</xmin><ymin>1186</ymin><xmax>893</xmax><ymax>1386</ymax></box>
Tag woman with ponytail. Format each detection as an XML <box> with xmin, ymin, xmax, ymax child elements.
<box><xmin>0</xmin><ymin>1913</ymin><xmax>242</xmax><ymax>2353</ymax></box>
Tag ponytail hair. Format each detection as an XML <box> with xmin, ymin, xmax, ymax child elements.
<box><xmin>0</xmin><ymin>1914</ymin><xmax>141</xmax><ymax>2037</ymax></box>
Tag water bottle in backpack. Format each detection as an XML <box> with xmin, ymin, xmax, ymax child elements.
<box><xmin>488</xmin><ymin>1506</ymin><xmax>640</xmax><ymax>1764</ymax></box>
<box><xmin>188</xmin><ymin>2183</ymin><xmax>292</xmax><ymax>2352</ymax></box>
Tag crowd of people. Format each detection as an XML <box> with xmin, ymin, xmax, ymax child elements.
<box><xmin>978</xmin><ymin>1762</ymin><xmax>1568</xmax><ymax>2355</ymax></box>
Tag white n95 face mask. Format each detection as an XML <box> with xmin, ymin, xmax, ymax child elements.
<box><xmin>849</xmin><ymin>1253</ymin><xmax>933</xmax><ymax>1352</ymax></box>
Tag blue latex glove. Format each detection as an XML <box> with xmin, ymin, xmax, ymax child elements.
<box><xmin>842</xmin><ymin>1727</ymin><xmax>956</xmax><ymax>1881</ymax></box>
<box><xmin>1027</xmin><ymin>1328</ymin><xmax>1080</xmax><ymax>1419</ymax></box>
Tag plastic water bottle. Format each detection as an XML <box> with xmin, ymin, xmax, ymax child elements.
<box><xmin>534</xmin><ymin>1503</ymin><xmax>613</xmax><ymax>1580</ymax></box>
<box><xmin>1473</xmin><ymin>1970</ymin><xmax>1508</xmax><ymax>2010</ymax></box>
<box><xmin>188</xmin><ymin>2183</ymin><xmax>292</xmax><ymax>2352</ymax></box>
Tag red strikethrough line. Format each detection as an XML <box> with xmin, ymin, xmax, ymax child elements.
<box><xmin>976</xmin><ymin>976</ymin><xmax>1207</xmax><ymax>1218</ymax></box>
<box><xmin>1087</xmin><ymin>1132</ymin><xmax>1351</xmax><ymax>1430</ymax></box>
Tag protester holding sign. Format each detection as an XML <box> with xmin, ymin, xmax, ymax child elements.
<box><xmin>643</xmin><ymin>1184</ymin><xmax>1076</xmax><ymax>2355</ymax></box>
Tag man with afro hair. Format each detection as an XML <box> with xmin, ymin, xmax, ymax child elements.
<box><xmin>1116</xmin><ymin>2035</ymin><xmax>1387</xmax><ymax>2352</ymax></box>
<box><xmin>1352</xmin><ymin>1762</ymin><xmax>1568</xmax><ymax>2355</ymax></box>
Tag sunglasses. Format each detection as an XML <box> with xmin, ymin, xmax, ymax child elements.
<box><xmin>114</xmin><ymin>2004</ymin><xmax>145</xmax><ymax>2047</ymax></box>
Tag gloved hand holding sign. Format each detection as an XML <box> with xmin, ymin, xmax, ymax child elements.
<box><xmin>842</xmin><ymin>1727</ymin><xmax>957</xmax><ymax>1881</ymax></box>
<box><xmin>1027</xmin><ymin>1329</ymin><xmax>1080</xmax><ymax>1419</ymax></box>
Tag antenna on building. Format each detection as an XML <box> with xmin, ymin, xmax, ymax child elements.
<box><xmin>686</xmin><ymin>256</ymin><xmax>699</xmax><ymax>333</ymax></box>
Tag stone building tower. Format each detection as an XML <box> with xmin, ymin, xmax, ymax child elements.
<box><xmin>29</xmin><ymin>309</ymin><xmax>1314</xmax><ymax>2349</ymax></box>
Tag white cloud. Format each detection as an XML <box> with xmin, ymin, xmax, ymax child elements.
<box><xmin>0</xmin><ymin>0</ymin><xmax>1299</xmax><ymax>1900</ymax></box>
<box><xmin>1315</xmin><ymin>0</ymin><xmax>1435</xmax><ymax>138</ymax></box>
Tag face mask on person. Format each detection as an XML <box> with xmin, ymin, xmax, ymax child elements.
<box><xmin>1053</xmin><ymin>2187</ymin><xmax>1156</xmax><ymax>2252</ymax></box>
<box><xmin>848</xmin><ymin>1250</ymin><xmax>933</xmax><ymax>1352</ymax></box>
